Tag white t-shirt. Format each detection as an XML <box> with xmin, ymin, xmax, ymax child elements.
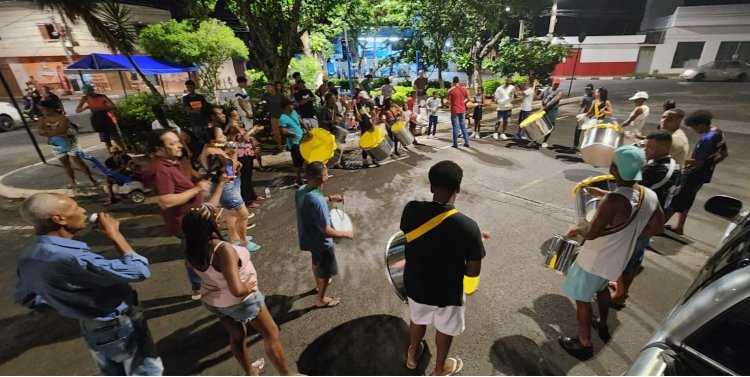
<box><xmin>576</xmin><ymin>186</ymin><xmax>659</xmax><ymax>281</ymax></box>
<box><xmin>494</xmin><ymin>84</ymin><xmax>515</xmax><ymax>111</ymax></box>
<box><xmin>520</xmin><ymin>88</ymin><xmax>533</xmax><ymax>111</ymax></box>
<box><xmin>425</xmin><ymin>97</ymin><xmax>442</xmax><ymax>116</ymax></box>
<box><xmin>670</xmin><ymin>128</ymin><xmax>690</xmax><ymax>168</ymax></box>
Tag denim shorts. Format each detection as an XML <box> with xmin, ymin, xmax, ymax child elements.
<box><xmin>213</xmin><ymin>179</ymin><xmax>244</xmax><ymax>210</ymax></box>
<box><xmin>562</xmin><ymin>262</ymin><xmax>608</xmax><ymax>302</ymax></box>
<box><xmin>497</xmin><ymin>110</ymin><xmax>512</xmax><ymax>121</ymax></box>
<box><xmin>204</xmin><ymin>290</ymin><xmax>265</xmax><ymax>323</ymax></box>
<box><xmin>309</xmin><ymin>247</ymin><xmax>338</xmax><ymax>279</ymax></box>
<box><xmin>623</xmin><ymin>237</ymin><xmax>650</xmax><ymax>275</ymax></box>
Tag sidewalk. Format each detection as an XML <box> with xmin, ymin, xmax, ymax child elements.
<box><xmin>0</xmin><ymin>97</ymin><xmax>580</xmax><ymax>199</ymax></box>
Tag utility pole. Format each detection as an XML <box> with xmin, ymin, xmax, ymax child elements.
<box><xmin>519</xmin><ymin>20</ymin><xmax>525</xmax><ymax>40</ymax></box>
<box><xmin>548</xmin><ymin>0</ymin><xmax>558</xmax><ymax>37</ymax></box>
<box><xmin>0</xmin><ymin>71</ymin><xmax>47</xmax><ymax>164</ymax></box>
<box><xmin>343</xmin><ymin>26</ymin><xmax>355</xmax><ymax>95</ymax></box>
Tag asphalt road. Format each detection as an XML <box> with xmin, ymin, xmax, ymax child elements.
<box><xmin>0</xmin><ymin>79</ymin><xmax>748</xmax><ymax>375</ymax></box>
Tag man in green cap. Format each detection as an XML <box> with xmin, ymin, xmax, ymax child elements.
<box><xmin>558</xmin><ymin>145</ymin><xmax>664</xmax><ymax>360</ymax></box>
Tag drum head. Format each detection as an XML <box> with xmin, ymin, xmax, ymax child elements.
<box><xmin>300</xmin><ymin>128</ymin><xmax>337</xmax><ymax>163</ymax></box>
<box><xmin>520</xmin><ymin>110</ymin><xmax>547</xmax><ymax>128</ymax></box>
<box><xmin>391</xmin><ymin>121</ymin><xmax>406</xmax><ymax>132</ymax></box>
<box><xmin>329</xmin><ymin>208</ymin><xmax>352</xmax><ymax>232</ymax></box>
<box><xmin>359</xmin><ymin>126</ymin><xmax>387</xmax><ymax>149</ymax></box>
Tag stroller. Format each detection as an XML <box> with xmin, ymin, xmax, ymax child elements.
<box><xmin>77</xmin><ymin>151</ymin><xmax>148</xmax><ymax>203</ymax></box>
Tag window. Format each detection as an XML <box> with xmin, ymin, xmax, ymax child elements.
<box><xmin>671</xmin><ymin>42</ymin><xmax>705</xmax><ymax>69</ymax></box>
<box><xmin>37</xmin><ymin>23</ymin><xmax>61</xmax><ymax>40</ymax></box>
<box><xmin>716</xmin><ymin>41</ymin><xmax>750</xmax><ymax>62</ymax></box>
<box><xmin>684</xmin><ymin>298</ymin><xmax>750</xmax><ymax>375</ymax></box>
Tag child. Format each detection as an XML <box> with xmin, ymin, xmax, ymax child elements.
<box><xmin>425</xmin><ymin>91</ymin><xmax>443</xmax><ymax>137</ymax></box>
<box><xmin>471</xmin><ymin>89</ymin><xmax>484</xmax><ymax>139</ymax></box>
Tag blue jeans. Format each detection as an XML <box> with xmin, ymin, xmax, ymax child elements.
<box><xmin>428</xmin><ymin>115</ymin><xmax>438</xmax><ymax>135</ymax></box>
<box><xmin>450</xmin><ymin>113</ymin><xmax>470</xmax><ymax>147</ymax></box>
<box><xmin>80</xmin><ymin>305</ymin><xmax>163</xmax><ymax>376</ymax></box>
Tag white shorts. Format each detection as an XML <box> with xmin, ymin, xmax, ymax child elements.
<box><xmin>408</xmin><ymin>295</ymin><xmax>466</xmax><ymax>336</ymax></box>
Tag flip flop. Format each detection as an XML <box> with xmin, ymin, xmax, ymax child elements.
<box><xmin>251</xmin><ymin>358</ymin><xmax>265</xmax><ymax>374</ymax></box>
<box><xmin>610</xmin><ymin>301</ymin><xmax>626</xmax><ymax>310</ymax></box>
<box><xmin>442</xmin><ymin>357</ymin><xmax>464</xmax><ymax>376</ymax></box>
<box><xmin>315</xmin><ymin>297</ymin><xmax>341</xmax><ymax>308</ymax></box>
<box><xmin>406</xmin><ymin>340</ymin><xmax>426</xmax><ymax>369</ymax></box>
<box><xmin>665</xmin><ymin>225</ymin><xmax>684</xmax><ymax>235</ymax></box>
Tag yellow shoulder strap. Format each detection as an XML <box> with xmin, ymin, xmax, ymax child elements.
<box><xmin>405</xmin><ymin>209</ymin><xmax>458</xmax><ymax>243</ymax></box>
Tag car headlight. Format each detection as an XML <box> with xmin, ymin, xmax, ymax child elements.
<box><xmin>682</xmin><ymin>69</ymin><xmax>695</xmax><ymax>75</ymax></box>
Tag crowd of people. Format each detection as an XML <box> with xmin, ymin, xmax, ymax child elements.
<box><xmin>14</xmin><ymin>71</ymin><xmax>731</xmax><ymax>376</ymax></box>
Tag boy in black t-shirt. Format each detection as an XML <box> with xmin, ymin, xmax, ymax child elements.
<box><xmin>400</xmin><ymin>160</ymin><xmax>488</xmax><ymax>376</ymax></box>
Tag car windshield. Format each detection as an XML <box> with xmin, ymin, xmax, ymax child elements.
<box><xmin>681</xmin><ymin>213</ymin><xmax>750</xmax><ymax>303</ymax></box>
<box><xmin>699</xmin><ymin>61</ymin><xmax>715</xmax><ymax>69</ymax></box>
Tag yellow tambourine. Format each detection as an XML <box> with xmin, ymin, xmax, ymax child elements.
<box><xmin>464</xmin><ymin>275</ymin><xmax>480</xmax><ymax>295</ymax></box>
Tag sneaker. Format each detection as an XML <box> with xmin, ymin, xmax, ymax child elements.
<box><xmin>191</xmin><ymin>291</ymin><xmax>202</xmax><ymax>300</ymax></box>
<box><xmin>469</xmin><ymin>132</ymin><xmax>476</xmax><ymax>138</ymax></box>
<box><xmin>492</xmin><ymin>132</ymin><xmax>499</xmax><ymax>140</ymax></box>
<box><xmin>67</xmin><ymin>181</ymin><xmax>79</xmax><ymax>189</ymax></box>
<box><xmin>558</xmin><ymin>336</ymin><xmax>593</xmax><ymax>360</ymax></box>
<box><xmin>500</xmin><ymin>133</ymin><xmax>509</xmax><ymax>140</ymax></box>
<box><xmin>247</xmin><ymin>222</ymin><xmax>257</xmax><ymax>229</ymax></box>
<box><xmin>541</xmin><ymin>142</ymin><xmax>549</xmax><ymax>148</ymax></box>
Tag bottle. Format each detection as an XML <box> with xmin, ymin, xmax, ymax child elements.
<box><xmin>264</xmin><ymin>187</ymin><xmax>271</xmax><ymax>198</ymax></box>
<box><xmin>88</xmin><ymin>213</ymin><xmax>99</xmax><ymax>227</ymax></box>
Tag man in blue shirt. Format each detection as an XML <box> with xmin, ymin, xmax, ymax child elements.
<box><xmin>295</xmin><ymin>162</ymin><xmax>353</xmax><ymax>308</ymax></box>
<box><xmin>13</xmin><ymin>193</ymin><xmax>163</xmax><ymax>375</ymax></box>
<box><xmin>667</xmin><ymin>110</ymin><xmax>729</xmax><ymax>235</ymax></box>
<box><xmin>279</xmin><ymin>97</ymin><xmax>307</xmax><ymax>185</ymax></box>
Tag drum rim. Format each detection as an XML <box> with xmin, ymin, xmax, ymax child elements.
<box><xmin>520</xmin><ymin>110</ymin><xmax>547</xmax><ymax>127</ymax></box>
<box><xmin>385</xmin><ymin>231</ymin><xmax>408</xmax><ymax>303</ymax></box>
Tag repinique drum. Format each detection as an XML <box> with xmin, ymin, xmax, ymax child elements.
<box><xmin>359</xmin><ymin>126</ymin><xmax>393</xmax><ymax>161</ymax></box>
<box><xmin>520</xmin><ymin>110</ymin><xmax>554</xmax><ymax>141</ymax></box>
<box><xmin>385</xmin><ymin>231</ymin><xmax>408</xmax><ymax>302</ymax></box>
<box><xmin>329</xmin><ymin>207</ymin><xmax>352</xmax><ymax>244</ymax></box>
<box><xmin>300</xmin><ymin>128</ymin><xmax>337</xmax><ymax>164</ymax></box>
<box><xmin>571</xmin><ymin>175</ymin><xmax>616</xmax><ymax>223</ymax></box>
<box><xmin>326</xmin><ymin>126</ymin><xmax>349</xmax><ymax>167</ymax></box>
<box><xmin>391</xmin><ymin>121</ymin><xmax>414</xmax><ymax>146</ymax></box>
<box><xmin>544</xmin><ymin>235</ymin><xmax>580</xmax><ymax>274</ymax></box>
<box><xmin>580</xmin><ymin>123</ymin><xmax>623</xmax><ymax>167</ymax></box>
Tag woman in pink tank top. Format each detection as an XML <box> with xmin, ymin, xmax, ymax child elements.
<box><xmin>182</xmin><ymin>204</ymin><xmax>297</xmax><ymax>375</ymax></box>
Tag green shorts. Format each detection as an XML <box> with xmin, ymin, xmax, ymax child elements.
<box><xmin>562</xmin><ymin>262</ymin><xmax>608</xmax><ymax>302</ymax></box>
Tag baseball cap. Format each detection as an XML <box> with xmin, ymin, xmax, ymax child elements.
<box><xmin>552</xmin><ymin>77</ymin><xmax>561</xmax><ymax>84</ymax></box>
<box><xmin>628</xmin><ymin>91</ymin><xmax>649</xmax><ymax>101</ymax></box>
<box><xmin>109</xmin><ymin>146</ymin><xmax>122</xmax><ymax>153</ymax></box>
<box><xmin>613</xmin><ymin>145</ymin><xmax>646</xmax><ymax>181</ymax></box>
<box><xmin>585</xmin><ymin>84</ymin><xmax>594</xmax><ymax>90</ymax></box>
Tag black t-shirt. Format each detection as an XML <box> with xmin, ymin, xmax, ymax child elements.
<box><xmin>294</xmin><ymin>89</ymin><xmax>317</xmax><ymax>119</ymax></box>
<box><xmin>640</xmin><ymin>155</ymin><xmax>681</xmax><ymax>209</ymax></box>
<box><xmin>400</xmin><ymin>201</ymin><xmax>486</xmax><ymax>307</ymax></box>
<box><xmin>182</xmin><ymin>93</ymin><xmax>211</xmax><ymax>129</ymax></box>
<box><xmin>105</xmin><ymin>154</ymin><xmax>132</xmax><ymax>171</ymax></box>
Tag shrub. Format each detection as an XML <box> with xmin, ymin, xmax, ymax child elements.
<box><xmin>396</xmin><ymin>80</ymin><xmax>412</xmax><ymax>87</ymax></box>
<box><xmin>372</xmin><ymin>78</ymin><xmax>385</xmax><ymax>88</ymax></box>
<box><xmin>114</xmin><ymin>93</ymin><xmax>189</xmax><ymax>152</ymax></box>
<box><xmin>511</xmin><ymin>74</ymin><xmax>528</xmax><ymax>86</ymax></box>
<box><xmin>392</xmin><ymin>91</ymin><xmax>407</xmax><ymax>107</ymax></box>
<box><xmin>426</xmin><ymin>88</ymin><xmax>448</xmax><ymax>98</ymax></box>
<box><xmin>483</xmin><ymin>79</ymin><xmax>502</xmax><ymax>97</ymax></box>
<box><xmin>244</xmin><ymin>69</ymin><xmax>269</xmax><ymax>100</ymax></box>
<box><xmin>289</xmin><ymin>55</ymin><xmax>322</xmax><ymax>92</ymax></box>
<box><xmin>427</xmin><ymin>80</ymin><xmax>451</xmax><ymax>89</ymax></box>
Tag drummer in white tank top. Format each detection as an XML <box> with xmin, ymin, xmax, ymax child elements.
<box><xmin>558</xmin><ymin>145</ymin><xmax>665</xmax><ymax>359</ymax></box>
<box><xmin>621</xmin><ymin>91</ymin><xmax>650</xmax><ymax>136</ymax></box>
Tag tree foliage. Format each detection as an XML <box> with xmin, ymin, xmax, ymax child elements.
<box><xmin>139</xmin><ymin>19</ymin><xmax>248</xmax><ymax>101</ymax></box>
<box><xmin>486</xmin><ymin>38</ymin><xmax>570</xmax><ymax>81</ymax></box>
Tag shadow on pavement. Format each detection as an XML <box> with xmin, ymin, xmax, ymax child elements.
<box><xmin>562</xmin><ymin>169</ymin><xmax>607</xmax><ymax>183</ymax></box>
<box><xmin>157</xmin><ymin>291</ymin><xmax>316</xmax><ymax>375</ymax></box>
<box><xmin>460</xmin><ymin>146</ymin><xmax>514</xmax><ymax>167</ymax></box>
<box><xmin>297</xmin><ymin>314</ymin><xmax>429</xmax><ymax>375</ymax></box>
<box><xmin>142</xmin><ymin>295</ymin><xmax>202</xmax><ymax>320</ymax></box>
<box><xmin>0</xmin><ymin>310</ymin><xmax>81</xmax><ymax>365</ymax></box>
<box><xmin>490</xmin><ymin>335</ymin><xmax>570</xmax><ymax>375</ymax></box>
<box><xmin>555</xmin><ymin>155</ymin><xmax>585</xmax><ymax>164</ymax></box>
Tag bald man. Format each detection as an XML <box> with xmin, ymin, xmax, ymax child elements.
<box><xmin>13</xmin><ymin>193</ymin><xmax>163</xmax><ymax>376</ymax></box>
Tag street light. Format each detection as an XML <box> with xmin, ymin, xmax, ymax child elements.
<box><xmin>505</xmin><ymin>6</ymin><xmax>511</xmax><ymax>12</ymax></box>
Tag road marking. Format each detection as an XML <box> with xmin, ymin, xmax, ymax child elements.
<box><xmin>437</xmin><ymin>145</ymin><xmax>453</xmax><ymax>150</ymax></box>
<box><xmin>379</xmin><ymin>156</ymin><xmax>409</xmax><ymax>165</ymax></box>
<box><xmin>517</xmin><ymin>178</ymin><xmax>543</xmax><ymax>191</ymax></box>
<box><xmin>0</xmin><ymin>225</ymin><xmax>33</xmax><ymax>231</ymax></box>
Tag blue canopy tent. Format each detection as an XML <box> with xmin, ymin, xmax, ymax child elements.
<box><xmin>64</xmin><ymin>53</ymin><xmax>199</xmax><ymax>95</ymax></box>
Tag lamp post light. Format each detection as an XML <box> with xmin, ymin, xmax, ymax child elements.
<box><xmin>567</xmin><ymin>32</ymin><xmax>586</xmax><ymax>97</ymax></box>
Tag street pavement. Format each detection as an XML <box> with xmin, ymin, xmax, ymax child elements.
<box><xmin>0</xmin><ymin>79</ymin><xmax>748</xmax><ymax>375</ymax></box>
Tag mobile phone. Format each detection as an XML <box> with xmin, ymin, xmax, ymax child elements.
<box><xmin>225</xmin><ymin>160</ymin><xmax>235</xmax><ymax>178</ymax></box>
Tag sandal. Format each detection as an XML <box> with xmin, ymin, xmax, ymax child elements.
<box><xmin>440</xmin><ymin>357</ymin><xmax>464</xmax><ymax>376</ymax></box>
<box><xmin>247</xmin><ymin>202</ymin><xmax>260</xmax><ymax>209</ymax></box>
<box><xmin>315</xmin><ymin>297</ymin><xmax>341</xmax><ymax>308</ymax></box>
<box><xmin>665</xmin><ymin>225</ymin><xmax>684</xmax><ymax>235</ymax></box>
<box><xmin>406</xmin><ymin>340</ymin><xmax>426</xmax><ymax>369</ymax></box>
<box><xmin>251</xmin><ymin>358</ymin><xmax>265</xmax><ymax>375</ymax></box>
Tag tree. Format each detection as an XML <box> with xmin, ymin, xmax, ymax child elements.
<box><xmin>139</xmin><ymin>19</ymin><xmax>248</xmax><ymax>101</ymax></box>
<box><xmin>317</xmin><ymin>0</ymin><xmax>381</xmax><ymax>78</ymax></box>
<box><xmin>34</xmin><ymin>0</ymin><xmax>160</xmax><ymax>96</ymax></box>
<box><xmin>485</xmin><ymin>38</ymin><xmax>570</xmax><ymax>81</ymax></box>
<box><xmin>190</xmin><ymin>0</ymin><xmax>339</xmax><ymax>89</ymax></box>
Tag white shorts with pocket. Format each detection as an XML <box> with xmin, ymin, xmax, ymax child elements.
<box><xmin>408</xmin><ymin>295</ymin><xmax>466</xmax><ymax>336</ymax></box>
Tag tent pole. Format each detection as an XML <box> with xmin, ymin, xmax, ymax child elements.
<box><xmin>158</xmin><ymin>74</ymin><xmax>167</xmax><ymax>97</ymax></box>
<box><xmin>0</xmin><ymin>70</ymin><xmax>46</xmax><ymax>164</ymax></box>
<box><xmin>120</xmin><ymin>72</ymin><xmax>128</xmax><ymax>97</ymax></box>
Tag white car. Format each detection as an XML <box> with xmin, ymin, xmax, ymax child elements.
<box><xmin>0</xmin><ymin>101</ymin><xmax>24</xmax><ymax>132</ymax></box>
<box><xmin>680</xmin><ymin>60</ymin><xmax>750</xmax><ymax>82</ymax></box>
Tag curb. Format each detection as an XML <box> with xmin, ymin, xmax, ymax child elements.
<box><xmin>557</xmin><ymin>76</ymin><xmax>678</xmax><ymax>81</ymax></box>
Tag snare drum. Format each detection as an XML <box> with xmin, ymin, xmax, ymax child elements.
<box><xmin>520</xmin><ymin>110</ymin><xmax>554</xmax><ymax>141</ymax></box>
<box><xmin>571</xmin><ymin>175</ymin><xmax>616</xmax><ymax>223</ymax></box>
<box><xmin>544</xmin><ymin>235</ymin><xmax>580</xmax><ymax>274</ymax></box>
<box><xmin>300</xmin><ymin>128</ymin><xmax>337</xmax><ymax>164</ymax></box>
<box><xmin>359</xmin><ymin>126</ymin><xmax>393</xmax><ymax>161</ymax></box>
<box><xmin>391</xmin><ymin>121</ymin><xmax>414</xmax><ymax>146</ymax></box>
<box><xmin>329</xmin><ymin>207</ymin><xmax>352</xmax><ymax>244</ymax></box>
<box><xmin>580</xmin><ymin>123</ymin><xmax>623</xmax><ymax>167</ymax></box>
<box><xmin>385</xmin><ymin>231</ymin><xmax>408</xmax><ymax>302</ymax></box>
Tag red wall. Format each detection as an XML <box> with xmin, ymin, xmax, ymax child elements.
<box><xmin>553</xmin><ymin>50</ymin><xmax>636</xmax><ymax>77</ymax></box>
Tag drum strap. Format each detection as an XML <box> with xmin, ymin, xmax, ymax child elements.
<box><xmin>600</xmin><ymin>186</ymin><xmax>645</xmax><ymax>236</ymax></box>
<box><xmin>405</xmin><ymin>209</ymin><xmax>458</xmax><ymax>243</ymax></box>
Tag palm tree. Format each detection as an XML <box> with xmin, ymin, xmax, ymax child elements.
<box><xmin>36</xmin><ymin>0</ymin><xmax>162</xmax><ymax>97</ymax></box>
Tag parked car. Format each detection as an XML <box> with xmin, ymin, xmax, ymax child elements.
<box><xmin>680</xmin><ymin>60</ymin><xmax>750</xmax><ymax>82</ymax></box>
<box><xmin>0</xmin><ymin>101</ymin><xmax>24</xmax><ymax>132</ymax></box>
<box><xmin>627</xmin><ymin>195</ymin><xmax>750</xmax><ymax>375</ymax></box>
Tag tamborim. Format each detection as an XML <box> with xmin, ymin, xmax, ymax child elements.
<box><xmin>580</xmin><ymin>123</ymin><xmax>623</xmax><ymax>167</ymax></box>
<box><xmin>520</xmin><ymin>110</ymin><xmax>554</xmax><ymax>141</ymax></box>
<box><xmin>329</xmin><ymin>207</ymin><xmax>352</xmax><ymax>244</ymax></box>
<box><xmin>300</xmin><ymin>128</ymin><xmax>337</xmax><ymax>164</ymax></box>
<box><xmin>385</xmin><ymin>231</ymin><xmax>408</xmax><ymax>302</ymax></box>
<box><xmin>571</xmin><ymin>175</ymin><xmax>616</xmax><ymax>223</ymax></box>
<box><xmin>544</xmin><ymin>235</ymin><xmax>580</xmax><ymax>274</ymax></box>
<box><xmin>359</xmin><ymin>126</ymin><xmax>393</xmax><ymax>161</ymax></box>
<box><xmin>391</xmin><ymin>121</ymin><xmax>414</xmax><ymax>146</ymax></box>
